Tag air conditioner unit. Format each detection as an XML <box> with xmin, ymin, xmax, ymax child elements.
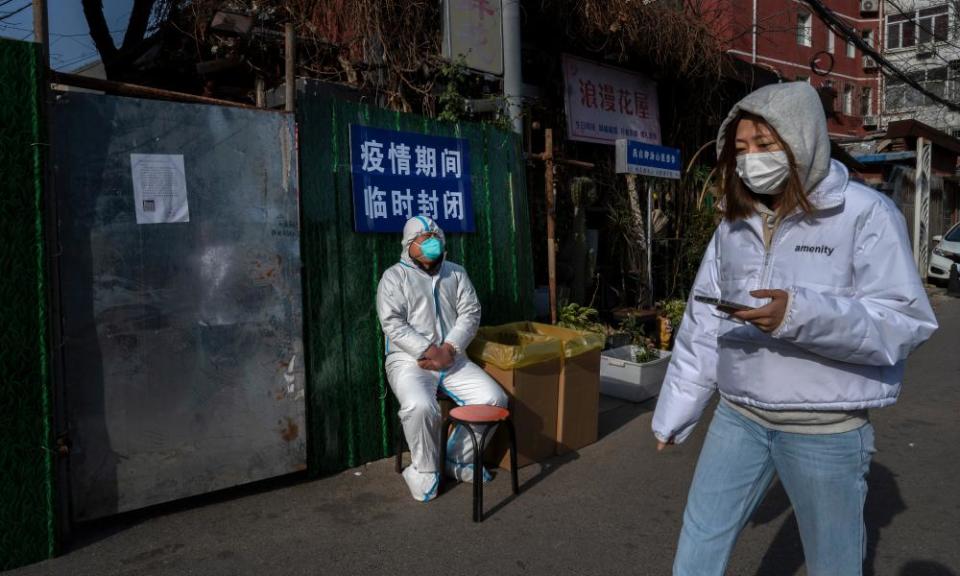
<box><xmin>862</xmin><ymin>56</ymin><xmax>879</xmax><ymax>70</ymax></box>
<box><xmin>860</xmin><ymin>0</ymin><xmax>879</xmax><ymax>14</ymax></box>
<box><xmin>917</xmin><ymin>42</ymin><xmax>936</xmax><ymax>56</ymax></box>
<box><xmin>863</xmin><ymin>115</ymin><xmax>879</xmax><ymax>128</ymax></box>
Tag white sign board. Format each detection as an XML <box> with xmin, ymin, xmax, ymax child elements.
<box><xmin>130</xmin><ymin>153</ymin><xmax>190</xmax><ymax>224</ymax></box>
<box><xmin>443</xmin><ymin>0</ymin><xmax>503</xmax><ymax>75</ymax></box>
<box><xmin>562</xmin><ymin>54</ymin><xmax>661</xmax><ymax>146</ymax></box>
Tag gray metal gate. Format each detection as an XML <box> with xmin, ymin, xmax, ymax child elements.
<box><xmin>52</xmin><ymin>93</ymin><xmax>305</xmax><ymax>520</ymax></box>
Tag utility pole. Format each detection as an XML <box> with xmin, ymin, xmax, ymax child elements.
<box><xmin>33</xmin><ymin>0</ymin><xmax>68</xmax><ymax>550</ymax></box>
<box><xmin>502</xmin><ymin>0</ymin><xmax>523</xmax><ymax>134</ymax></box>
<box><xmin>32</xmin><ymin>0</ymin><xmax>49</xmax><ymax>69</ymax></box>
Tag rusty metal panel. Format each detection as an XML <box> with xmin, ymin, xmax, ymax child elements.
<box><xmin>52</xmin><ymin>93</ymin><xmax>305</xmax><ymax>521</ymax></box>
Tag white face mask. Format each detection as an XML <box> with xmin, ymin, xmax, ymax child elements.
<box><xmin>736</xmin><ymin>151</ymin><xmax>790</xmax><ymax>195</ymax></box>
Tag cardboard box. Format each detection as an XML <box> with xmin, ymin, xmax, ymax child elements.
<box><xmin>477</xmin><ymin>357</ymin><xmax>561</xmax><ymax>470</ymax></box>
<box><xmin>509</xmin><ymin>323</ymin><xmax>602</xmax><ymax>455</ymax></box>
<box><xmin>555</xmin><ymin>348</ymin><xmax>601</xmax><ymax>454</ymax></box>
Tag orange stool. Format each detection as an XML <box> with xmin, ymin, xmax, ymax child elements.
<box><xmin>439</xmin><ymin>404</ymin><xmax>520</xmax><ymax>522</ymax></box>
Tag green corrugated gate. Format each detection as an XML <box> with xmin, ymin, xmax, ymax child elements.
<box><xmin>298</xmin><ymin>94</ymin><xmax>535</xmax><ymax>475</ymax></box>
<box><xmin>0</xmin><ymin>38</ymin><xmax>56</xmax><ymax>570</ymax></box>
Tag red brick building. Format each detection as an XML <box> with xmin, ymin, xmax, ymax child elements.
<box><xmin>706</xmin><ymin>0</ymin><xmax>883</xmax><ymax>138</ymax></box>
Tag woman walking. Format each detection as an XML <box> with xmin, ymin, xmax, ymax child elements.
<box><xmin>652</xmin><ymin>82</ymin><xmax>938</xmax><ymax>576</ymax></box>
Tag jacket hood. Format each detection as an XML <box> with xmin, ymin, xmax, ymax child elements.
<box><xmin>717</xmin><ymin>82</ymin><xmax>832</xmax><ymax>194</ymax></box>
<box><xmin>401</xmin><ymin>216</ymin><xmax>446</xmax><ymax>266</ymax></box>
<box><xmin>807</xmin><ymin>159</ymin><xmax>847</xmax><ymax>211</ymax></box>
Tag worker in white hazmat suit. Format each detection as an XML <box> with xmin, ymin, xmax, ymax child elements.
<box><xmin>376</xmin><ymin>216</ymin><xmax>508</xmax><ymax>502</ymax></box>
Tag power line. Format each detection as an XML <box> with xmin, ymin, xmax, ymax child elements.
<box><xmin>884</xmin><ymin>0</ymin><xmax>960</xmax><ymax>57</ymax></box>
<box><xmin>801</xmin><ymin>0</ymin><xmax>960</xmax><ymax>113</ymax></box>
<box><xmin>0</xmin><ymin>22</ymin><xmax>31</xmax><ymax>34</ymax></box>
<box><xmin>0</xmin><ymin>1</ymin><xmax>30</xmax><ymax>22</ymax></box>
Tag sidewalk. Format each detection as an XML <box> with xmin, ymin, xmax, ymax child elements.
<box><xmin>9</xmin><ymin>295</ymin><xmax>959</xmax><ymax>576</ymax></box>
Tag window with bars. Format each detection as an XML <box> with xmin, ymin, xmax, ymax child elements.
<box><xmin>797</xmin><ymin>12</ymin><xmax>813</xmax><ymax>47</ymax></box>
<box><xmin>885</xmin><ymin>65</ymin><xmax>954</xmax><ymax>110</ymax></box>
<box><xmin>828</xmin><ymin>30</ymin><xmax>835</xmax><ymax>53</ymax></box>
<box><xmin>886</xmin><ymin>5</ymin><xmax>949</xmax><ymax>49</ymax></box>
<box><xmin>886</xmin><ymin>85</ymin><xmax>924</xmax><ymax>110</ymax></box>
<box><xmin>843</xmin><ymin>85</ymin><xmax>854</xmax><ymax>115</ymax></box>
<box><xmin>861</xmin><ymin>86</ymin><xmax>873</xmax><ymax>117</ymax></box>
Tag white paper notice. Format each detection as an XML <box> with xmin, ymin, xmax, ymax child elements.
<box><xmin>130</xmin><ymin>153</ymin><xmax>190</xmax><ymax>224</ymax></box>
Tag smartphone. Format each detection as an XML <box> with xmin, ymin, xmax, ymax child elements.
<box><xmin>693</xmin><ymin>294</ymin><xmax>755</xmax><ymax>312</ymax></box>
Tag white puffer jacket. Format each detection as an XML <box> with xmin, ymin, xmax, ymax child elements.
<box><xmin>652</xmin><ymin>83</ymin><xmax>938</xmax><ymax>444</ymax></box>
<box><xmin>652</xmin><ymin>160</ymin><xmax>938</xmax><ymax>443</ymax></box>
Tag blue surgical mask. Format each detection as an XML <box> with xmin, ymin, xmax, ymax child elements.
<box><xmin>417</xmin><ymin>237</ymin><xmax>444</xmax><ymax>261</ymax></box>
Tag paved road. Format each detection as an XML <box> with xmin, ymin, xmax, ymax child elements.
<box><xmin>9</xmin><ymin>294</ymin><xmax>958</xmax><ymax>576</ymax></box>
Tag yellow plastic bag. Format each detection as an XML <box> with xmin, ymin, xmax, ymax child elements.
<box><xmin>467</xmin><ymin>326</ymin><xmax>563</xmax><ymax>370</ymax></box>
<box><xmin>496</xmin><ymin>322</ymin><xmax>605</xmax><ymax>359</ymax></box>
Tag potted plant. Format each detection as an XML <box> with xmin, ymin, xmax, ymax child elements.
<box><xmin>656</xmin><ymin>298</ymin><xmax>687</xmax><ymax>350</ymax></box>
<box><xmin>599</xmin><ymin>314</ymin><xmax>672</xmax><ymax>402</ymax></box>
<box><xmin>557</xmin><ymin>302</ymin><xmax>605</xmax><ymax>335</ymax></box>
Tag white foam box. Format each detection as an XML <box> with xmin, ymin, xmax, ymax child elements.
<box><xmin>599</xmin><ymin>346</ymin><xmax>672</xmax><ymax>403</ymax></box>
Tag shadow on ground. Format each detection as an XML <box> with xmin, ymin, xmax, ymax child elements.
<box><xmin>898</xmin><ymin>561</ymin><xmax>957</xmax><ymax>575</ymax></box>
<box><xmin>597</xmin><ymin>394</ymin><xmax>657</xmax><ymax>440</ymax></box>
<box><xmin>66</xmin><ymin>471</ymin><xmax>310</xmax><ymax>554</ymax></box>
<box><xmin>750</xmin><ymin>462</ymin><xmax>908</xmax><ymax>576</ymax></box>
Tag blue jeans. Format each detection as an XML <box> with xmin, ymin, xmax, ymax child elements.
<box><xmin>674</xmin><ymin>401</ymin><xmax>876</xmax><ymax>576</ymax></box>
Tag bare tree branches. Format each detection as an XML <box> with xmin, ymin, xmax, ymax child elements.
<box><xmin>81</xmin><ymin>0</ymin><xmax>159</xmax><ymax>79</ymax></box>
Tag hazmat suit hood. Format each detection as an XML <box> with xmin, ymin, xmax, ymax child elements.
<box><xmin>401</xmin><ymin>216</ymin><xmax>446</xmax><ymax>267</ymax></box>
<box><xmin>716</xmin><ymin>82</ymin><xmax>832</xmax><ymax>194</ymax></box>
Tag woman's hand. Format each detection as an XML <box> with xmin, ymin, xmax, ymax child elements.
<box><xmin>730</xmin><ymin>289</ymin><xmax>789</xmax><ymax>332</ymax></box>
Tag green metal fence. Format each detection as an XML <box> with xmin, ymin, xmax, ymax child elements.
<box><xmin>298</xmin><ymin>95</ymin><xmax>535</xmax><ymax>475</ymax></box>
<box><xmin>0</xmin><ymin>38</ymin><xmax>55</xmax><ymax>570</ymax></box>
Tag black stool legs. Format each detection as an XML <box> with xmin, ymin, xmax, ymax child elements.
<box><xmin>467</xmin><ymin>425</ymin><xmax>483</xmax><ymax>521</ymax></box>
<box><xmin>506</xmin><ymin>418</ymin><xmax>520</xmax><ymax>495</ymax></box>
<box><xmin>440</xmin><ymin>416</ymin><xmax>520</xmax><ymax>523</ymax></box>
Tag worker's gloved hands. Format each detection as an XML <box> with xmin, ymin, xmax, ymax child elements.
<box><xmin>418</xmin><ymin>343</ymin><xmax>456</xmax><ymax>371</ymax></box>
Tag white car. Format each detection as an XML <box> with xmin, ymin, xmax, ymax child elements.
<box><xmin>929</xmin><ymin>222</ymin><xmax>960</xmax><ymax>283</ymax></box>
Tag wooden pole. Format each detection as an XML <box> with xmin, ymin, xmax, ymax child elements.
<box><xmin>32</xmin><ymin>0</ymin><xmax>49</xmax><ymax>69</ymax></box>
<box><xmin>526</xmin><ymin>138</ymin><xmax>592</xmax><ymax>323</ymax></box>
<box><xmin>285</xmin><ymin>23</ymin><xmax>296</xmax><ymax>113</ymax></box>
<box><xmin>50</xmin><ymin>72</ymin><xmax>257</xmax><ymax>109</ymax></box>
<box><xmin>545</xmin><ymin>128</ymin><xmax>557</xmax><ymax>324</ymax></box>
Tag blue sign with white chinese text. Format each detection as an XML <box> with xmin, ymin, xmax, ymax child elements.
<box><xmin>350</xmin><ymin>124</ymin><xmax>475</xmax><ymax>233</ymax></box>
<box><xmin>615</xmin><ymin>139</ymin><xmax>681</xmax><ymax>180</ymax></box>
